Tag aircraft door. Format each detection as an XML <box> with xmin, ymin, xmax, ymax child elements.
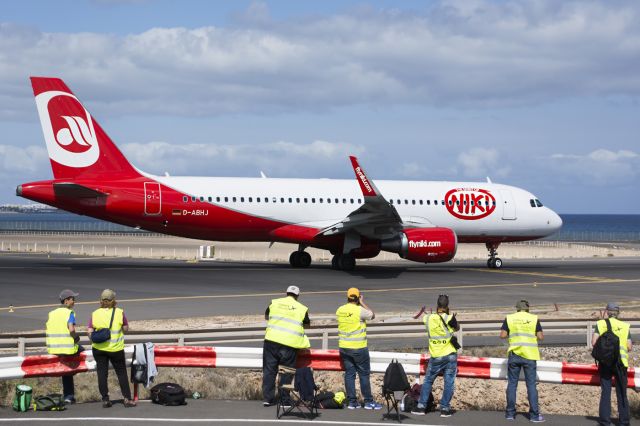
<box><xmin>144</xmin><ymin>182</ymin><xmax>162</xmax><ymax>216</ymax></box>
<box><xmin>500</xmin><ymin>190</ymin><xmax>516</xmax><ymax>220</ymax></box>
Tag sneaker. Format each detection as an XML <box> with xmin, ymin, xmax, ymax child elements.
<box><xmin>364</xmin><ymin>402</ymin><xmax>383</xmax><ymax>410</ymax></box>
<box><xmin>123</xmin><ymin>399</ymin><xmax>137</xmax><ymax>408</ymax></box>
<box><xmin>347</xmin><ymin>402</ymin><xmax>361</xmax><ymax>409</ymax></box>
<box><xmin>63</xmin><ymin>397</ymin><xmax>75</xmax><ymax>405</ymax></box>
<box><xmin>530</xmin><ymin>415</ymin><xmax>545</xmax><ymax>423</ymax></box>
<box><xmin>505</xmin><ymin>414</ymin><xmax>515</xmax><ymax>421</ymax></box>
<box><xmin>102</xmin><ymin>400</ymin><xmax>112</xmax><ymax>408</ymax></box>
<box><xmin>440</xmin><ymin>409</ymin><xmax>453</xmax><ymax>417</ymax></box>
<box><xmin>411</xmin><ymin>403</ymin><xmax>426</xmax><ymax>415</ymax></box>
<box><xmin>263</xmin><ymin>401</ymin><xmax>275</xmax><ymax>407</ymax></box>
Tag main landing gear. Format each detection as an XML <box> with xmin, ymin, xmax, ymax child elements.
<box><xmin>331</xmin><ymin>254</ymin><xmax>356</xmax><ymax>271</ymax></box>
<box><xmin>289</xmin><ymin>250</ymin><xmax>311</xmax><ymax>268</ymax></box>
<box><xmin>486</xmin><ymin>242</ymin><xmax>503</xmax><ymax>269</ymax></box>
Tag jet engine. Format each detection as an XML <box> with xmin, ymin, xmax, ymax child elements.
<box><xmin>381</xmin><ymin>227</ymin><xmax>457</xmax><ymax>263</ymax></box>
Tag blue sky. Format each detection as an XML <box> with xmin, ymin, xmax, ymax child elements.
<box><xmin>1</xmin><ymin>0</ymin><xmax>639</xmax><ymax>213</ymax></box>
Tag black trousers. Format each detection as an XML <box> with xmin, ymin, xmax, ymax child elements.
<box><xmin>92</xmin><ymin>348</ymin><xmax>132</xmax><ymax>401</ymax></box>
<box><xmin>262</xmin><ymin>340</ymin><xmax>297</xmax><ymax>403</ymax></box>
<box><xmin>598</xmin><ymin>364</ymin><xmax>630</xmax><ymax>426</ymax></box>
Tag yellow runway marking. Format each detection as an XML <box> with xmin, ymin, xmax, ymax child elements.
<box><xmin>473</xmin><ymin>268</ymin><xmax>611</xmax><ymax>281</ymax></box>
<box><xmin>2</xmin><ymin>278</ymin><xmax>639</xmax><ymax>313</ymax></box>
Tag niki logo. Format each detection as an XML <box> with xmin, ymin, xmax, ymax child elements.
<box><xmin>444</xmin><ymin>188</ymin><xmax>496</xmax><ymax>220</ymax></box>
<box><xmin>35</xmin><ymin>91</ymin><xmax>99</xmax><ymax>168</ymax></box>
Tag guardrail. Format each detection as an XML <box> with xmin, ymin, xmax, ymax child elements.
<box><xmin>1</xmin><ymin>346</ymin><xmax>638</xmax><ymax>391</ymax></box>
<box><xmin>2</xmin><ymin>319</ymin><xmax>638</xmax><ymax>356</ymax></box>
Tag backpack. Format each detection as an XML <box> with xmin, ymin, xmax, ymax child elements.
<box><xmin>32</xmin><ymin>394</ymin><xmax>65</xmax><ymax>411</ymax></box>
<box><xmin>314</xmin><ymin>391</ymin><xmax>344</xmax><ymax>409</ymax></box>
<box><xmin>401</xmin><ymin>383</ymin><xmax>435</xmax><ymax>413</ymax></box>
<box><xmin>12</xmin><ymin>385</ymin><xmax>32</xmax><ymax>412</ymax></box>
<box><xmin>382</xmin><ymin>359</ymin><xmax>411</xmax><ymax>394</ymax></box>
<box><xmin>150</xmin><ymin>383</ymin><xmax>187</xmax><ymax>406</ymax></box>
<box><xmin>591</xmin><ymin>318</ymin><xmax>620</xmax><ymax>368</ymax></box>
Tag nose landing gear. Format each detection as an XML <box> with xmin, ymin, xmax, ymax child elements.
<box><xmin>486</xmin><ymin>242</ymin><xmax>503</xmax><ymax>269</ymax></box>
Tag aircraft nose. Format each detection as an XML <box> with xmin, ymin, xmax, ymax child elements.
<box><xmin>548</xmin><ymin>211</ymin><xmax>563</xmax><ymax>232</ymax></box>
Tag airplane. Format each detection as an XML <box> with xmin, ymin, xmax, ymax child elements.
<box><xmin>17</xmin><ymin>77</ymin><xmax>563</xmax><ymax>270</ymax></box>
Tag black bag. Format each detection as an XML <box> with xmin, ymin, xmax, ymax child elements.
<box><xmin>315</xmin><ymin>391</ymin><xmax>344</xmax><ymax>409</ymax></box>
<box><xmin>131</xmin><ymin>344</ymin><xmax>149</xmax><ymax>384</ymax></box>
<box><xmin>591</xmin><ymin>318</ymin><xmax>620</xmax><ymax>368</ymax></box>
<box><xmin>382</xmin><ymin>359</ymin><xmax>410</xmax><ymax>394</ymax></box>
<box><xmin>32</xmin><ymin>394</ymin><xmax>65</xmax><ymax>411</ymax></box>
<box><xmin>150</xmin><ymin>383</ymin><xmax>187</xmax><ymax>406</ymax></box>
<box><xmin>438</xmin><ymin>314</ymin><xmax>461</xmax><ymax>351</ymax></box>
<box><xmin>401</xmin><ymin>383</ymin><xmax>435</xmax><ymax>413</ymax></box>
<box><xmin>91</xmin><ymin>308</ymin><xmax>115</xmax><ymax>344</ymax></box>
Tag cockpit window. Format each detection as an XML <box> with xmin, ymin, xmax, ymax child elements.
<box><xmin>530</xmin><ymin>199</ymin><xmax>536</xmax><ymax>208</ymax></box>
<box><xmin>535</xmin><ymin>199</ymin><xmax>543</xmax><ymax>207</ymax></box>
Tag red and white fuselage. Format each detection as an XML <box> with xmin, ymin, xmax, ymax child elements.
<box><xmin>17</xmin><ymin>77</ymin><xmax>562</xmax><ymax>269</ymax></box>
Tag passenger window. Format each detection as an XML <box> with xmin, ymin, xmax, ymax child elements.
<box><xmin>296</xmin><ymin>197</ymin><xmax>300</xmax><ymax>203</ymax></box>
<box><xmin>433</xmin><ymin>200</ymin><xmax>437</xmax><ymax>205</ymax></box>
<box><xmin>272</xmin><ymin>197</ymin><xmax>277</xmax><ymax>203</ymax></box>
<box><xmin>224</xmin><ymin>197</ymin><xmax>228</xmax><ymax>202</ymax></box>
<box><xmin>535</xmin><ymin>199</ymin><xmax>543</xmax><ymax>207</ymax></box>
<box><xmin>256</xmin><ymin>197</ymin><xmax>260</xmax><ymax>202</ymax></box>
<box><xmin>397</xmin><ymin>199</ymin><xmax>401</xmax><ymax>205</ymax></box>
<box><xmin>312</xmin><ymin>198</ymin><xmax>316</xmax><ymax>203</ymax></box>
<box><xmin>288</xmin><ymin>197</ymin><xmax>292</xmax><ymax>203</ymax></box>
<box><xmin>335</xmin><ymin>198</ymin><xmax>339</xmax><ymax>203</ymax></box>
<box><xmin>191</xmin><ymin>196</ymin><xmax>196</xmax><ymax>202</ymax></box>
<box><xmin>304</xmin><ymin>198</ymin><xmax>308</xmax><ymax>203</ymax></box>
<box><xmin>232</xmin><ymin>197</ymin><xmax>236</xmax><ymax>202</ymax></box>
<box><xmin>183</xmin><ymin>196</ymin><xmax>188</xmax><ymax>202</ymax></box>
<box><xmin>390</xmin><ymin>199</ymin><xmax>394</xmax><ymax>205</ymax></box>
<box><xmin>327</xmin><ymin>198</ymin><xmax>331</xmax><ymax>204</ymax></box>
<box><xmin>427</xmin><ymin>200</ymin><xmax>431</xmax><ymax>205</ymax></box>
<box><xmin>350</xmin><ymin>199</ymin><xmax>354</xmax><ymax>204</ymax></box>
<box><xmin>530</xmin><ymin>199</ymin><xmax>536</xmax><ymax>208</ymax></box>
<box><xmin>319</xmin><ymin>198</ymin><xmax>323</xmax><ymax>203</ymax></box>
<box><xmin>216</xmin><ymin>197</ymin><xmax>220</xmax><ymax>202</ymax></box>
<box><xmin>280</xmin><ymin>197</ymin><xmax>285</xmax><ymax>203</ymax></box>
<box><xmin>199</xmin><ymin>196</ymin><xmax>204</xmax><ymax>202</ymax></box>
<box><xmin>358</xmin><ymin>199</ymin><xmax>362</xmax><ymax>204</ymax></box>
<box><xmin>240</xmin><ymin>197</ymin><xmax>244</xmax><ymax>202</ymax></box>
<box><xmin>207</xmin><ymin>197</ymin><xmax>211</xmax><ymax>202</ymax></box>
<box><xmin>265</xmin><ymin>197</ymin><xmax>269</xmax><ymax>203</ymax></box>
<box><xmin>492</xmin><ymin>201</ymin><xmax>496</xmax><ymax>206</ymax></box>
<box><xmin>342</xmin><ymin>198</ymin><xmax>347</xmax><ymax>204</ymax></box>
<box><xmin>248</xmin><ymin>197</ymin><xmax>252</xmax><ymax>202</ymax></box>
<box><xmin>419</xmin><ymin>200</ymin><xmax>423</xmax><ymax>205</ymax></box>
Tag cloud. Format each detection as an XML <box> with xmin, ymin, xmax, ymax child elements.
<box><xmin>1</xmin><ymin>0</ymin><xmax>640</xmax><ymax>118</ymax></box>
<box><xmin>121</xmin><ymin>140</ymin><xmax>365</xmax><ymax>177</ymax></box>
<box><xmin>547</xmin><ymin>149</ymin><xmax>640</xmax><ymax>185</ymax></box>
<box><xmin>0</xmin><ymin>145</ymin><xmax>48</xmax><ymax>175</ymax></box>
<box><xmin>456</xmin><ymin>148</ymin><xmax>510</xmax><ymax>178</ymax></box>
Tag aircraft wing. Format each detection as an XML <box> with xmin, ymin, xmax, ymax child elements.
<box><xmin>317</xmin><ymin>156</ymin><xmax>405</xmax><ymax>241</ymax></box>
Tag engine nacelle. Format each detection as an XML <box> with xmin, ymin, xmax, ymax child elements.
<box><xmin>381</xmin><ymin>227</ymin><xmax>457</xmax><ymax>263</ymax></box>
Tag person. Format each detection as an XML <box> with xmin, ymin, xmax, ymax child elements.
<box><xmin>500</xmin><ymin>299</ymin><xmax>545</xmax><ymax>422</ymax></box>
<box><xmin>412</xmin><ymin>294</ymin><xmax>459</xmax><ymax>418</ymax></box>
<box><xmin>88</xmin><ymin>289</ymin><xmax>136</xmax><ymax>408</ymax></box>
<box><xmin>336</xmin><ymin>288</ymin><xmax>382</xmax><ymax>410</ymax></box>
<box><xmin>262</xmin><ymin>285</ymin><xmax>311</xmax><ymax>407</ymax></box>
<box><xmin>45</xmin><ymin>289</ymin><xmax>81</xmax><ymax>404</ymax></box>
<box><xmin>592</xmin><ymin>302</ymin><xmax>631</xmax><ymax>426</ymax></box>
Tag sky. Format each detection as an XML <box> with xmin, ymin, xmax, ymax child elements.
<box><xmin>1</xmin><ymin>0</ymin><xmax>639</xmax><ymax>214</ymax></box>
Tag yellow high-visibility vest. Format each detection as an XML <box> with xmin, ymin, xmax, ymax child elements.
<box><xmin>424</xmin><ymin>313</ymin><xmax>456</xmax><ymax>358</ymax></box>
<box><xmin>506</xmin><ymin>311</ymin><xmax>540</xmax><ymax>361</ymax></box>
<box><xmin>597</xmin><ymin>318</ymin><xmax>631</xmax><ymax>368</ymax></box>
<box><xmin>265</xmin><ymin>296</ymin><xmax>310</xmax><ymax>349</ymax></box>
<box><xmin>91</xmin><ymin>308</ymin><xmax>125</xmax><ymax>352</ymax></box>
<box><xmin>336</xmin><ymin>303</ymin><xmax>367</xmax><ymax>349</ymax></box>
<box><xmin>46</xmin><ymin>307</ymin><xmax>78</xmax><ymax>355</ymax></box>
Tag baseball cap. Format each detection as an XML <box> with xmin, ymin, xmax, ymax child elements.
<box><xmin>606</xmin><ymin>302</ymin><xmax>620</xmax><ymax>311</ymax></box>
<box><xmin>347</xmin><ymin>287</ymin><xmax>360</xmax><ymax>298</ymax></box>
<box><xmin>516</xmin><ymin>299</ymin><xmax>530</xmax><ymax>311</ymax></box>
<box><xmin>101</xmin><ymin>289</ymin><xmax>116</xmax><ymax>301</ymax></box>
<box><xmin>286</xmin><ymin>285</ymin><xmax>300</xmax><ymax>296</ymax></box>
<box><xmin>59</xmin><ymin>289</ymin><xmax>79</xmax><ymax>302</ymax></box>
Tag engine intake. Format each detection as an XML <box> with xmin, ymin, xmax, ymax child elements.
<box><xmin>381</xmin><ymin>227</ymin><xmax>457</xmax><ymax>263</ymax></box>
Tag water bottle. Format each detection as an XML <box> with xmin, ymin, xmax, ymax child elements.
<box><xmin>192</xmin><ymin>392</ymin><xmax>201</xmax><ymax>400</ymax></box>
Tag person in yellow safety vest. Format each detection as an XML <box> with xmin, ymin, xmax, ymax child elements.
<box><xmin>336</xmin><ymin>288</ymin><xmax>382</xmax><ymax>410</ymax></box>
<box><xmin>262</xmin><ymin>285</ymin><xmax>310</xmax><ymax>407</ymax></box>
<box><xmin>87</xmin><ymin>289</ymin><xmax>136</xmax><ymax>408</ymax></box>
<box><xmin>500</xmin><ymin>299</ymin><xmax>545</xmax><ymax>423</ymax></box>
<box><xmin>412</xmin><ymin>295</ymin><xmax>460</xmax><ymax>418</ymax></box>
<box><xmin>591</xmin><ymin>302</ymin><xmax>632</xmax><ymax>426</ymax></box>
<box><xmin>45</xmin><ymin>289</ymin><xmax>81</xmax><ymax>405</ymax></box>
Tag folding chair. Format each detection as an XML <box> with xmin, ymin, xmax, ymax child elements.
<box><xmin>381</xmin><ymin>359</ymin><xmax>411</xmax><ymax>422</ymax></box>
<box><xmin>276</xmin><ymin>366</ymin><xmax>319</xmax><ymax>419</ymax></box>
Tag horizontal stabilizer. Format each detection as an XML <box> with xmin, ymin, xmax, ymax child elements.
<box><xmin>53</xmin><ymin>182</ymin><xmax>108</xmax><ymax>199</ymax></box>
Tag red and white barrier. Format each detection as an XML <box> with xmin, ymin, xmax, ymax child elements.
<box><xmin>1</xmin><ymin>345</ymin><xmax>637</xmax><ymax>390</ymax></box>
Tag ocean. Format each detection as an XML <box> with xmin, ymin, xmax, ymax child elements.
<box><xmin>0</xmin><ymin>212</ymin><xmax>638</xmax><ymax>242</ymax></box>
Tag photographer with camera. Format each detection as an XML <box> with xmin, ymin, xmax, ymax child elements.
<box><xmin>499</xmin><ymin>299</ymin><xmax>545</xmax><ymax>423</ymax></box>
<box><xmin>412</xmin><ymin>294</ymin><xmax>459</xmax><ymax>418</ymax></box>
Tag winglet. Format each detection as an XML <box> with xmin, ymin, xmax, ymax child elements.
<box><xmin>349</xmin><ymin>156</ymin><xmax>377</xmax><ymax>197</ymax></box>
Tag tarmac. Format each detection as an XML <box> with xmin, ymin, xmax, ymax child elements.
<box><xmin>0</xmin><ymin>399</ymin><xmax>600</xmax><ymax>425</ymax></box>
<box><xmin>1</xmin><ymin>252</ymin><xmax>639</xmax><ymax>333</ymax></box>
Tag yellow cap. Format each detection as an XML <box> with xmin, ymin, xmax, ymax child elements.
<box><xmin>347</xmin><ymin>287</ymin><xmax>360</xmax><ymax>298</ymax></box>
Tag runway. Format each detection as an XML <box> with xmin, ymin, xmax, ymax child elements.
<box><xmin>1</xmin><ymin>253</ymin><xmax>639</xmax><ymax>333</ymax></box>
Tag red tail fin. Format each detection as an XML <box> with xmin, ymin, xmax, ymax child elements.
<box><xmin>31</xmin><ymin>77</ymin><xmax>140</xmax><ymax>180</ymax></box>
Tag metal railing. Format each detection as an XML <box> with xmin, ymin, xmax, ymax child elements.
<box><xmin>2</xmin><ymin>318</ymin><xmax>638</xmax><ymax>357</ymax></box>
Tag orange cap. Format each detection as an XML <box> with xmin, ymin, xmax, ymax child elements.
<box><xmin>347</xmin><ymin>287</ymin><xmax>360</xmax><ymax>298</ymax></box>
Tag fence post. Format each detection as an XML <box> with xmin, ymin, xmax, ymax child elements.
<box><xmin>587</xmin><ymin>321</ymin><xmax>593</xmax><ymax>348</ymax></box>
<box><xmin>18</xmin><ymin>337</ymin><xmax>26</xmax><ymax>357</ymax></box>
<box><xmin>178</xmin><ymin>335</ymin><xmax>185</xmax><ymax>346</ymax></box>
<box><xmin>322</xmin><ymin>331</ymin><xmax>329</xmax><ymax>350</ymax></box>
<box><xmin>458</xmin><ymin>325</ymin><xmax>463</xmax><ymax>349</ymax></box>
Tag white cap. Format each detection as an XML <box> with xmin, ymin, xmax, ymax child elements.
<box><xmin>286</xmin><ymin>285</ymin><xmax>300</xmax><ymax>296</ymax></box>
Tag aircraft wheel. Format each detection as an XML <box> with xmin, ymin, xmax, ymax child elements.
<box><xmin>331</xmin><ymin>255</ymin><xmax>340</xmax><ymax>270</ymax></box>
<box><xmin>338</xmin><ymin>254</ymin><xmax>356</xmax><ymax>271</ymax></box>
<box><xmin>289</xmin><ymin>251</ymin><xmax>301</xmax><ymax>267</ymax></box>
<box><xmin>493</xmin><ymin>257</ymin><xmax>503</xmax><ymax>269</ymax></box>
<box><xmin>299</xmin><ymin>251</ymin><xmax>312</xmax><ymax>268</ymax></box>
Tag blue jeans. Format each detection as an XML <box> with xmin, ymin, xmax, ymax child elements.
<box><xmin>598</xmin><ymin>364</ymin><xmax>630</xmax><ymax>426</ymax></box>
<box><xmin>418</xmin><ymin>353</ymin><xmax>457</xmax><ymax>410</ymax></box>
<box><xmin>339</xmin><ymin>347</ymin><xmax>373</xmax><ymax>404</ymax></box>
<box><xmin>506</xmin><ymin>353</ymin><xmax>539</xmax><ymax>417</ymax></box>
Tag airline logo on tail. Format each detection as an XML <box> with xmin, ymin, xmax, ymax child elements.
<box><xmin>35</xmin><ymin>90</ymin><xmax>99</xmax><ymax>168</ymax></box>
